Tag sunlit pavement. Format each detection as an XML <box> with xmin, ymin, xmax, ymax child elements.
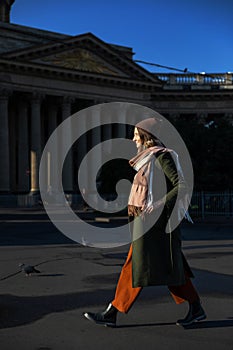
<box><xmin>0</xmin><ymin>208</ymin><xmax>232</xmax><ymax>350</ymax></box>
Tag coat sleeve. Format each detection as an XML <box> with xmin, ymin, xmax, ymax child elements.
<box><xmin>156</xmin><ymin>151</ymin><xmax>187</xmax><ymax>216</ymax></box>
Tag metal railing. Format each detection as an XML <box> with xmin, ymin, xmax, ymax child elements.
<box><xmin>155</xmin><ymin>73</ymin><xmax>233</xmax><ymax>86</ymax></box>
<box><xmin>190</xmin><ymin>191</ymin><xmax>233</xmax><ymax>218</ymax></box>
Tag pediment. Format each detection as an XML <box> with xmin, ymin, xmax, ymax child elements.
<box><xmin>2</xmin><ymin>32</ymin><xmax>160</xmax><ymax>83</ymax></box>
<box><xmin>32</xmin><ymin>47</ymin><xmax>126</xmax><ymax>77</ymax></box>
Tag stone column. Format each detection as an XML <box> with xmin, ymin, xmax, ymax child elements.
<box><xmin>61</xmin><ymin>96</ymin><xmax>73</xmax><ymax>192</ymax></box>
<box><xmin>87</xmin><ymin>104</ymin><xmax>103</xmax><ymax>208</ymax></box>
<box><xmin>75</xmin><ymin>111</ymin><xmax>88</xmax><ymax>208</ymax></box>
<box><xmin>116</xmin><ymin>121</ymin><xmax>126</xmax><ymax>139</ymax></box>
<box><xmin>48</xmin><ymin>103</ymin><xmax>58</xmax><ymax>137</ymax></box>
<box><xmin>18</xmin><ymin>101</ymin><xmax>29</xmax><ymax>192</ymax></box>
<box><xmin>102</xmin><ymin>123</ymin><xmax>112</xmax><ymax>142</ymax></box>
<box><xmin>0</xmin><ymin>89</ymin><xmax>10</xmax><ymax>192</ymax></box>
<box><xmin>30</xmin><ymin>93</ymin><xmax>43</xmax><ymax>193</ymax></box>
<box><xmin>47</xmin><ymin>103</ymin><xmax>59</xmax><ymax>195</ymax></box>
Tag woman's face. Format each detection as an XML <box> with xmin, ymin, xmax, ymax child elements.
<box><xmin>133</xmin><ymin>127</ymin><xmax>143</xmax><ymax>151</ymax></box>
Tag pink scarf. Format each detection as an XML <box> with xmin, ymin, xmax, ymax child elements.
<box><xmin>128</xmin><ymin>146</ymin><xmax>166</xmax><ymax>208</ymax></box>
<box><xmin>129</xmin><ymin>146</ymin><xmax>166</xmax><ymax>169</ymax></box>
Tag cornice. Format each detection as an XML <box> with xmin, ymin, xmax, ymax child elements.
<box><xmin>1</xmin><ymin>33</ymin><xmax>160</xmax><ymax>83</ymax></box>
<box><xmin>0</xmin><ymin>58</ymin><xmax>161</xmax><ymax>91</ymax></box>
<box><xmin>151</xmin><ymin>89</ymin><xmax>233</xmax><ymax>101</ymax></box>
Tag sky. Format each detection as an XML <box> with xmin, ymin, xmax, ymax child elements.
<box><xmin>11</xmin><ymin>0</ymin><xmax>233</xmax><ymax>74</ymax></box>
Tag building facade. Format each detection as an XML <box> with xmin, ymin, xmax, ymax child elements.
<box><xmin>0</xmin><ymin>1</ymin><xmax>232</xmax><ymax>207</ymax></box>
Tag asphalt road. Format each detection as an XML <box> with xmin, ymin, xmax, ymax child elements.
<box><xmin>0</xmin><ymin>209</ymin><xmax>232</xmax><ymax>350</ymax></box>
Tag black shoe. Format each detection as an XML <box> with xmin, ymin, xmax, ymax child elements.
<box><xmin>176</xmin><ymin>300</ymin><xmax>206</xmax><ymax>326</ymax></box>
<box><xmin>83</xmin><ymin>303</ymin><xmax>118</xmax><ymax>327</ymax></box>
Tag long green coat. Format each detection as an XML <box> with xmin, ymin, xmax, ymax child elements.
<box><xmin>131</xmin><ymin>150</ymin><xmax>193</xmax><ymax>287</ymax></box>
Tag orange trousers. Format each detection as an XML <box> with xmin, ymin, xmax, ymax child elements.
<box><xmin>112</xmin><ymin>245</ymin><xmax>199</xmax><ymax>313</ymax></box>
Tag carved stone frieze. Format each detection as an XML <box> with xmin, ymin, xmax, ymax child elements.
<box><xmin>39</xmin><ymin>48</ymin><xmax>119</xmax><ymax>75</ymax></box>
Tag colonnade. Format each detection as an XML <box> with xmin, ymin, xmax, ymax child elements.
<box><xmin>0</xmin><ymin>91</ymin><xmax>92</xmax><ymax>204</ymax></box>
<box><xmin>0</xmin><ymin>89</ymin><xmax>231</xmax><ymax>207</ymax></box>
<box><xmin>0</xmin><ymin>91</ymin><xmax>131</xmax><ymax>206</ymax></box>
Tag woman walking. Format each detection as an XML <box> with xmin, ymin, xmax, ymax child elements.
<box><xmin>83</xmin><ymin>117</ymin><xmax>206</xmax><ymax>327</ymax></box>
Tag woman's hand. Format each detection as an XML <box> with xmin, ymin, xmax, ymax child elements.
<box><xmin>142</xmin><ymin>199</ymin><xmax>165</xmax><ymax>216</ymax></box>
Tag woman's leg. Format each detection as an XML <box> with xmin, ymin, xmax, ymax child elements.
<box><xmin>83</xmin><ymin>244</ymin><xmax>142</xmax><ymax>326</ymax></box>
<box><xmin>112</xmin><ymin>244</ymin><xmax>142</xmax><ymax>313</ymax></box>
<box><xmin>168</xmin><ymin>276</ymin><xmax>206</xmax><ymax>326</ymax></box>
<box><xmin>168</xmin><ymin>276</ymin><xmax>200</xmax><ymax>304</ymax></box>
